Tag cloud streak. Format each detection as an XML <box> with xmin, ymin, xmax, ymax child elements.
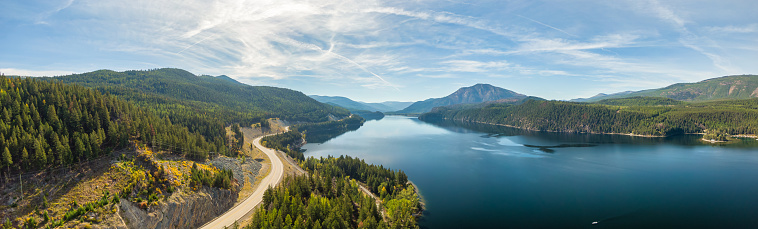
<box><xmin>2</xmin><ymin>0</ymin><xmax>757</xmax><ymax>101</ymax></box>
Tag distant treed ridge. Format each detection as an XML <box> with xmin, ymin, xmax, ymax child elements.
<box><xmin>420</xmin><ymin>97</ymin><xmax>758</xmax><ymax>136</ymax></box>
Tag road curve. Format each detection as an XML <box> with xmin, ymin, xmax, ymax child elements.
<box><xmin>200</xmin><ymin>131</ymin><xmax>285</xmax><ymax>229</ymax></box>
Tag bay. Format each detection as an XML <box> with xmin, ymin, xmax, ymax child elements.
<box><xmin>302</xmin><ymin>116</ymin><xmax>758</xmax><ymax>228</ymax></box>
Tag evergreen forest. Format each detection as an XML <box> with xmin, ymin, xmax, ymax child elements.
<box><xmin>245</xmin><ymin>156</ymin><xmax>419</xmax><ymax>229</ymax></box>
<box><xmin>420</xmin><ymin>97</ymin><xmax>758</xmax><ymax>136</ymax></box>
<box><xmin>41</xmin><ymin>68</ymin><xmax>350</xmax><ymax>155</ymax></box>
<box><xmin>0</xmin><ymin>75</ymin><xmax>221</xmax><ymax>175</ymax></box>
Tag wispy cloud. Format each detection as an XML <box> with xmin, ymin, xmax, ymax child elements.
<box><xmin>516</xmin><ymin>15</ymin><xmax>577</xmax><ymax>37</ymax></box>
<box><xmin>36</xmin><ymin>0</ymin><xmax>75</xmax><ymax>24</ymax></box>
<box><xmin>706</xmin><ymin>24</ymin><xmax>758</xmax><ymax>34</ymax></box>
<box><xmin>643</xmin><ymin>0</ymin><xmax>741</xmax><ymax>74</ymax></box>
<box><xmin>0</xmin><ymin>68</ymin><xmax>79</xmax><ymax>77</ymax></box>
<box><xmin>2</xmin><ymin>0</ymin><xmax>756</xmax><ymax>101</ymax></box>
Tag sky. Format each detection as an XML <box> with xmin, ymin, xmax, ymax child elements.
<box><xmin>1</xmin><ymin>0</ymin><xmax>757</xmax><ymax>102</ymax></box>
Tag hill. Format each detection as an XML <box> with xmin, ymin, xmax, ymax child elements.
<box><xmin>594</xmin><ymin>97</ymin><xmax>685</xmax><ymax>106</ymax></box>
<box><xmin>47</xmin><ymin>69</ymin><xmax>348</xmax><ymax>123</ymax></box>
<box><xmin>419</xmin><ymin>97</ymin><xmax>758</xmax><ymax>137</ymax></box>
<box><xmin>0</xmin><ymin>75</ymin><xmax>220</xmax><ymax>172</ymax></box>
<box><xmin>397</xmin><ymin>83</ymin><xmax>527</xmax><ymax>114</ymax></box>
<box><xmin>574</xmin><ymin>75</ymin><xmax>758</xmax><ymax>102</ymax></box>
<box><xmin>42</xmin><ymin>68</ymin><xmax>349</xmax><ymax>147</ymax></box>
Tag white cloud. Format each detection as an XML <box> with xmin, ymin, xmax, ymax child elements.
<box><xmin>4</xmin><ymin>0</ymin><xmax>756</xmax><ymax>101</ymax></box>
<box><xmin>439</xmin><ymin>60</ymin><xmax>512</xmax><ymax>73</ymax></box>
<box><xmin>641</xmin><ymin>0</ymin><xmax>741</xmax><ymax>74</ymax></box>
<box><xmin>707</xmin><ymin>24</ymin><xmax>758</xmax><ymax>34</ymax></box>
<box><xmin>0</xmin><ymin>68</ymin><xmax>79</xmax><ymax>77</ymax></box>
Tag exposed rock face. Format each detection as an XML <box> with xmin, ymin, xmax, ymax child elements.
<box><xmin>119</xmin><ymin>187</ymin><xmax>237</xmax><ymax>229</ymax></box>
<box><xmin>211</xmin><ymin>156</ymin><xmax>262</xmax><ymax>187</ymax></box>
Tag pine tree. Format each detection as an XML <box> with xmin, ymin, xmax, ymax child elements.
<box><xmin>34</xmin><ymin>139</ymin><xmax>46</xmax><ymax>169</ymax></box>
<box><xmin>2</xmin><ymin>147</ymin><xmax>11</xmax><ymax>174</ymax></box>
<box><xmin>73</xmin><ymin>137</ymin><xmax>86</xmax><ymax>161</ymax></box>
<box><xmin>21</xmin><ymin>147</ymin><xmax>29</xmax><ymax>169</ymax></box>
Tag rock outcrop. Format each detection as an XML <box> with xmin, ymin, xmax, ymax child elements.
<box><xmin>119</xmin><ymin>187</ymin><xmax>237</xmax><ymax>229</ymax></box>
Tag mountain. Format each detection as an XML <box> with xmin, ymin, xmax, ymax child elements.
<box><xmin>374</xmin><ymin>101</ymin><xmax>414</xmax><ymax>111</ymax></box>
<box><xmin>573</xmin><ymin>75</ymin><xmax>758</xmax><ymax>102</ymax></box>
<box><xmin>309</xmin><ymin>95</ymin><xmax>379</xmax><ymax>111</ymax></box>
<box><xmin>213</xmin><ymin>74</ymin><xmax>243</xmax><ymax>85</ymax></box>
<box><xmin>420</xmin><ymin>97</ymin><xmax>758</xmax><ymax>137</ymax></box>
<box><xmin>45</xmin><ymin>68</ymin><xmax>349</xmax><ymax>124</ymax></box>
<box><xmin>570</xmin><ymin>91</ymin><xmax>633</xmax><ymax>102</ymax></box>
<box><xmin>397</xmin><ymin>83</ymin><xmax>528</xmax><ymax>114</ymax></box>
<box><xmin>308</xmin><ymin>95</ymin><xmax>411</xmax><ymax>112</ymax></box>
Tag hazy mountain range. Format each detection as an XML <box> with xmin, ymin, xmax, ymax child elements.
<box><xmin>308</xmin><ymin>95</ymin><xmax>412</xmax><ymax>112</ymax></box>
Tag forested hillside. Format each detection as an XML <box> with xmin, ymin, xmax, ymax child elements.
<box><xmin>43</xmin><ymin>68</ymin><xmax>349</xmax><ymax>146</ymax></box>
<box><xmin>398</xmin><ymin>83</ymin><xmax>526</xmax><ymax>114</ymax></box>
<box><xmin>246</xmin><ymin>156</ymin><xmax>419</xmax><ymax>229</ymax></box>
<box><xmin>420</xmin><ymin>97</ymin><xmax>758</xmax><ymax>136</ymax></box>
<box><xmin>574</xmin><ymin>75</ymin><xmax>758</xmax><ymax>102</ymax></box>
<box><xmin>294</xmin><ymin>115</ymin><xmax>366</xmax><ymax>143</ymax></box>
<box><xmin>309</xmin><ymin>95</ymin><xmax>383</xmax><ymax>112</ymax></box>
<box><xmin>0</xmin><ymin>76</ymin><xmax>219</xmax><ymax>174</ymax></box>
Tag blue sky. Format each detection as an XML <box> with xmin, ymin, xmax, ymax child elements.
<box><xmin>1</xmin><ymin>0</ymin><xmax>757</xmax><ymax>102</ymax></box>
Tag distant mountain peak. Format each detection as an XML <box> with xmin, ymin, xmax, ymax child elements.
<box><xmin>397</xmin><ymin>83</ymin><xmax>527</xmax><ymax>114</ymax></box>
<box><xmin>215</xmin><ymin>75</ymin><xmax>242</xmax><ymax>84</ymax></box>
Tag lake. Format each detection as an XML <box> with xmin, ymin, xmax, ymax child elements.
<box><xmin>302</xmin><ymin>116</ymin><xmax>758</xmax><ymax>228</ymax></box>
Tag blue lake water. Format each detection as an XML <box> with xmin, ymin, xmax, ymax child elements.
<box><xmin>302</xmin><ymin>116</ymin><xmax>758</xmax><ymax>228</ymax></box>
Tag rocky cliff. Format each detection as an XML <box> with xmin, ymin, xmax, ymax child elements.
<box><xmin>119</xmin><ymin>187</ymin><xmax>237</xmax><ymax>229</ymax></box>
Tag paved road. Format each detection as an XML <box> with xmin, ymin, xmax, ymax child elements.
<box><xmin>200</xmin><ymin>131</ymin><xmax>285</xmax><ymax>229</ymax></box>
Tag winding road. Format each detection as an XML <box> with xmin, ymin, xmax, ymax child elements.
<box><xmin>200</xmin><ymin>131</ymin><xmax>285</xmax><ymax>229</ymax></box>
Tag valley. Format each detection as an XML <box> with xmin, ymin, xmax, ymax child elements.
<box><xmin>1</xmin><ymin>69</ymin><xmax>757</xmax><ymax>229</ymax></box>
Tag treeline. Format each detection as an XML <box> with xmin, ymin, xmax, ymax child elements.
<box><xmin>594</xmin><ymin>97</ymin><xmax>684</xmax><ymax>106</ymax></box>
<box><xmin>0</xmin><ymin>76</ymin><xmax>220</xmax><ymax>174</ymax></box>
<box><xmin>261</xmin><ymin>131</ymin><xmax>305</xmax><ymax>161</ymax></box>
<box><xmin>43</xmin><ymin>69</ymin><xmax>349</xmax><ymax>140</ymax></box>
<box><xmin>351</xmin><ymin>111</ymin><xmax>385</xmax><ymax>121</ymax></box>
<box><xmin>294</xmin><ymin>115</ymin><xmax>366</xmax><ymax>143</ymax></box>
<box><xmin>245</xmin><ymin>156</ymin><xmax>420</xmax><ymax>229</ymax></box>
<box><xmin>420</xmin><ymin>97</ymin><xmax>758</xmax><ymax>136</ymax></box>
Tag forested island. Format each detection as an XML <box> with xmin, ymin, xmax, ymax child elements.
<box><xmin>419</xmin><ymin>97</ymin><xmax>758</xmax><ymax>137</ymax></box>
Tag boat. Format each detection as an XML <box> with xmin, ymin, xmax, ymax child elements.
<box><xmin>592</xmin><ymin>221</ymin><xmax>599</xmax><ymax>225</ymax></box>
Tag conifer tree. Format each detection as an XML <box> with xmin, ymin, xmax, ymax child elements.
<box><xmin>2</xmin><ymin>147</ymin><xmax>11</xmax><ymax>174</ymax></box>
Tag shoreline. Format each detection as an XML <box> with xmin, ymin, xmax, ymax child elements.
<box><xmin>431</xmin><ymin>118</ymin><xmax>757</xmax><ymax>139</ymax></box>
<box><xmin>462</xmin><ymin>119</ymin><xmax>667</xmax><ymax>138</ymax></box>
<box><xmin>407</xmin><ymin>180</ymin><xmax>426</xmax><ymax>217</ymax></box>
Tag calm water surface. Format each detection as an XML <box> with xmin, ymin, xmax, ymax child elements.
<box><xmin>302</xmin><ymin>116</ymin><xmax>758</xmax><ymax>228</ymax></box>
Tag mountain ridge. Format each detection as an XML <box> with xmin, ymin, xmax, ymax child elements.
<box><xmin>572</xmin><ymin>75</ymin><xmax>758</xmax><ymax>102</ymax></box>
<box><xmin>308</xmin><ymin>95</ymin><xmax>412</xmax><ymax>112</ymax></box>
<box><xmin>397</xmin><ymin>83</ymin><xmax>527</xmax><ymax>114</ymax></box>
